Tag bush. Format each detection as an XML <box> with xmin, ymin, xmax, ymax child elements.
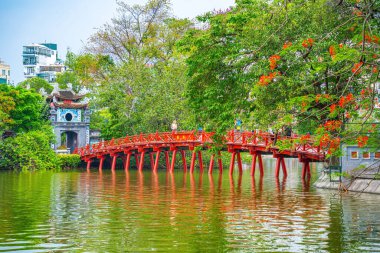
<box><xmin>0</xmin><ymin>127</ymin><xmax>60</xmax><ymax>171</ymax></box>
<box><xmin>57</xmin><ymin>154</ymin><xmax>81</xmax><ymax>169</ymax></box>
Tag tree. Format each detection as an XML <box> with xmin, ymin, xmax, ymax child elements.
<box><xmin>0</xmin><ymin>90</ymin><xmax>15</xmax><ymax>135</ymax></box>
<box><xmin>86</xmin><ymin>0</ymin><xmax>172</xmax><ymax>63</ymax></box>
<box><xmin>0</xmin><ymin>126</ymin><xmax>59</xmax><ymax>171</ymax></box>
<box><xmin>0</xmin><ymin>85</ymin><xmax>60</xmax><ymax>171</ymax></box>
<box><xmin>18</xmin><ymin>77</ymin><xmax>53</xmax><ymax>94</ymax></box>
<box><xmin>180</xmin><ymin>0</ymin><xmax>379</xmax><ymax>154</ymax></box>
<box><xmin>57</xmin><ymin>52</ymin><xmax>114</xmax><ymax>93</ymax></box>
<box><xmin>0</xmin><ymin>85</ymin><xmax>49</xmax><ymax>133</ymax></box>
<box><xmin>71</xmin><ymin>0</ymin><xmax>196</xmax><ymax>138</ymax></box>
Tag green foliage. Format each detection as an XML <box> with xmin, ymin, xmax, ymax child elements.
<box><xmin>18</xmin><ymin>77</ymin><xmax>53</xmax><ymax>94</ymax></box>
<box><xmin>57</xmin><ymin>154</ymin><xmax>81</xmax><ymax>169</ymax></box>
<box><xmin>179</xmin><ymin>0</ymin><xmax>379</xmax><ymax>152</ymax></box>
<box><xmin>0</xmin><ymin>126</ymin><xmax>59</xmax><ymax>171</ymax></box>
<box><xmin>0</xmin><ymin>85</ymin><xmax>49</xmax><ymax>133</ymax></box>
<box><xmin>0</xmin><ymin>89</ymin><xmax>15</xmax><ymax>135</ymax></box>
<box><xmin>68</xmin><ymin>0</ymin><xmax>197</xmax><ymax>139</ymax></box>
<box><xmin>57</xmin><ymin>52</ymin><xmax>114</xmax><ymax>93</ymax></box>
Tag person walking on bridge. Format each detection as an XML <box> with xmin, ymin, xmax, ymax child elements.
<box><xmin>171</xmin><ymin>120</ymin><xmax>178</xmax><ymax>132</ymax></box>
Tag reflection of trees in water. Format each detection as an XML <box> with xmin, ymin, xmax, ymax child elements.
<box><xmin>18</xmin><ymin>169</ymin><xmax>378</xmax><ymax>252</ymax></box>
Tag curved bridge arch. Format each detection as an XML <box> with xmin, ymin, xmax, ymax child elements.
<box><xmin>75</xmin><ymin>130</ymin><xmax>325</xmax><ymax>180</ymax></box>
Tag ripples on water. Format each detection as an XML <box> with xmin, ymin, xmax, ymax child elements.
<box><xmin>0</xmin><ymin>159</ymin><xmax>379</xmax><ymax>252</ymax></box>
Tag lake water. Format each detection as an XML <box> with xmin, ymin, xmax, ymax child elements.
<box><xmin>0</xmin><ymin>159</ymin><xmax>379</xmax><ymax>252</ymax></box>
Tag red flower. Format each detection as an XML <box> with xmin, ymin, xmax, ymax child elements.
<box><xmin>330</xmin><ymin>104</ymin><xmax>337</xmax><ymax>113</ymax></box>
<box><xmin>302</xmin><ymin>38</ymin><xmax>314</xmax><ymax>48</ymax></box>
<box><xmin>352</xmin><ymin>62</ymin><xmax>363</xmax><ymax>74</ymax></box>
<box><xmin>329</xmin><ymin>46</ymin><xmax>336</xmax><ymax>59</ymax></box>
<box><xmin>364</xmin><ymin>34</ymin><xmax>372</xmax><ymax>43</ymax></box>
<box><xmin>258</xmin><ymin>72</ymin><xmax>280</xmax><ymax>86</ymax></box>
<box><xmin>373</xmin><ymin>67</ymin><xmax>379</xmax><ymax>74</ymax></box>
<box><xmin>315</xmin><ymin>94</ymin><xmax>322</xmax><ymax>103</ymax></box>
<box><xmin>339</xmin><ymin>93</ymin><xmax>354</xmax><ymax>108</ymax></box>
<box><xmin>372</xmin><ymin>35</ymin><xmax>379</xmax><ymax>44</ymax></box>
<box><xmin>319</xmin><ymin>133</ymin><xmax>331</xmax><ymax>148</ymax></box>
<box><xmin>282</xmin><ymin>42</ymin><xmax>292</xmax><ymax>49</ymax></box>
<box><xmin>357</xmin><ymin>136</ymin><xmax>369</xmax><ymax>148</ymax></box>
<box><xmin>269</xmin><ymin>55</ymin><xmax>281</xmax><ymax>70</ymax></box>
<box><xmin>324</xmin><ymin>120</ymin><xmax>342</xmax><ymax>131</ymax></box>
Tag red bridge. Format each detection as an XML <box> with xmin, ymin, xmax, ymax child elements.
<box><xmin>75</xmin><ymin>131</ymin><xmax>325</xmax><ymax>179</ymax></box>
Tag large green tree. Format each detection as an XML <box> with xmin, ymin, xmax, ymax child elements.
<box><xmin>0</xmin><ymin>85</ymin><xmax>49</xmax><ymax>133</ymax></box>
<box><xmin>68</xmin><ymin>0</ymin><xmax>196</xmax><ymax>139</ymax></box>
<box><xmin>0</xmin><ymin>85</ymin><xmax>59</xmax><ymax>171</ymax></box>
<box><xmin>180</xmin><ymin>0</ymin><xmax>379</xmax><ymax>154</ymax></box>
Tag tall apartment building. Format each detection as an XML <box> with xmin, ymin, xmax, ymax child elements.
<box><xmin>22</xmin><ymin>43</ymin><xmax>65</xmax><ymax>83</ymax></box>
<box><xmin>0</xmin><ymin>59</ymin><xmax>11</xmax><ymax>84</ymax></box>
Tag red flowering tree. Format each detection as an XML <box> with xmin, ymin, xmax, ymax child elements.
<box><xmin>181</xmin><ymin>0</ymin><xmax>379</xmax><ymax>155</ymax></box>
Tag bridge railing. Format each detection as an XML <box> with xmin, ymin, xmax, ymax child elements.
<box><xmin>74</xmin><ymin>130</ymin><xmax>324</xmax><ymax>158</ymax></box>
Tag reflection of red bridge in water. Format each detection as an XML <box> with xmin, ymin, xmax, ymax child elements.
<box><xmin>75</xmin><ymin>131</ymin><xmax>325</xmax><ymax>180</ymax></box>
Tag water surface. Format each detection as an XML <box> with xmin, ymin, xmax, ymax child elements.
<box><xmin>0</xmin><ymin>159</ymin><xmax>379</xmax><ymax>252</ymax></box>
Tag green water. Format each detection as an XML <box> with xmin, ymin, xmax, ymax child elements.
<box><xmin>0</xmin><ymin>159</ymin><xmax>379</xmax><ymax>252</ymax></box>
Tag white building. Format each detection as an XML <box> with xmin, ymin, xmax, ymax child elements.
<box><xmin>22</xmin><ymin>43</ymin><xmax>65</xmax><ymax>83</ymax></box>
<box><xmin>0</xmin><ymin>59</ymin><xmax>11</xmax><ymax>84</ymax></box>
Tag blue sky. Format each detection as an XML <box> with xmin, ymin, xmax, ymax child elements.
<box><xmin>0</xmin><ymin>0</ymin><xmax>235</xmax><ymax>84</ymax></box>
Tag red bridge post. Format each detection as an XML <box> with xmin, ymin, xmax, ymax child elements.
<box><xmin>164</xmin><ymin>151</ymin><xmax>170</xmax><ymax>171</ymax></box>
<box><xmin>190</xmin><ymin>151</ymin><xmax>196</xmax><ymax>173</ymax></box>
<box><xmin>98</xmin><ymin>156</ymin><xmax>105</xmax><ymax>171</ymax></box>
<box><xmin>153</xmin><ymin>151</ymin><xmax>161</xmax><ymax>172</ymax></box>
<box><xmin>274</xmin><ymin>155</ymin><xmax>287</xmax><ymax>178</ymax></box>
<box><xmin>198</xmin><ymin>151</ymin><xmax>204</xmax><ymax>172</ymax></box>
<box><xmin>150</xmin><ymin>153</ymin><xmax>155</xmax><ymax>171</ymax></box>
<box><xmin>111</xmin><ymin>154</ymin><xmax>118</xmax><ymax>171</ymax></box>
<box><xmin>237</xmin><ymin>152</ymin><xmax>243</xmax><ymax>175</ymax></box>
<box><xmin>217</xmin><ymin>151</ymin><xmax>223</xmax><ymax>173</ymax></box>
<box><xmin>180</xmin><ymin>150</ymin><xmax>187</xmax><ymax>172</ymax></box>
<box><xmin>251</xmin><ymin>152</ymin><xmax>264</xmax><ymax>177</ymax></box>
<box><xmin>301</xmin><ymin>160</ymin><xmax>311</xmax><ymax>179</ymax></box>
<box><xmin>124</xmin><ymin>153</ymin><xmax>131</xmax><ymax>171</ymax></box>
<box><xmin>86</xmin><ymin>159</ymin><xmax>92</xmax><ymax>172</ymax></box>
<box><xmin>208</xmin><ymin>154</ymin><xmax>215</xmax><ymax>174</ymax></box>
<box><xmin>170</xmin><ymin>150</ymin><xmax>177</xmax><ymax>173</ymax></box>
<box><xmin>138</xmin><ymin>151</ymin><xmax>145</xmax><ymax>172</ymax></box>
<box><xmin>251</xmin><ymin>153</ymin><xmax>257</xmax><ymax>176</ymax></box>
<box><xmin>134</xmin><ymin>153</ymin><xmax>140</xmax><ymax>169</ymax></box>
<box><xmin>229</xmin><ymin>152</ymin><xmax>236</xmax><ymax>176</ymax></box>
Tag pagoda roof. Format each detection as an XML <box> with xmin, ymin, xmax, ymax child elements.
<box><xmin>53</xmin><ymin>102</ymin><xmax>88</xmax><ymax>109</ymax></box>
<box><xmin>48</xmin><ymin>90</ymin><xmax>86</xmax><ymax>100</ymax></box>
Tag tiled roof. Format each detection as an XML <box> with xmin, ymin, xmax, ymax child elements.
<box><xmin>53</xmin><ymin>102</ymin><xmax>88</xmax><ymax>109</ymax></box>
<box><xmin>48</xmin><ymin>90</ymin><xmax>86</xmax><ymax>100</ymax></box>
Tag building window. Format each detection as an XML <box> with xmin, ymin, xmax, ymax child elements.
<box><xmin>1</xmin><ymin>70</ymin><xmax>5</xmax><ymax>75</ymax></box>
<box><xmin>375</xmin><ymin>152</ymin><xmax>380</xmax><ymax>159</ymax></box>
<box><xmin>27</xmin><ymin>67</ymin><xmax>34</xmax><ymax>74</ymax></box>
<box><xmin>65</xmin><ymin>113</ymin><xmax>73</xmax><ymax>122</ymax></box>
<box><xmin>362</xmin><ymin>152</ymin><xmax>370</xmax><ymax>159</ymax></box>
<box><xmin>351</xmin><ymin>151</ymin><xmax>359</xmax><ymax>159</ymax></box>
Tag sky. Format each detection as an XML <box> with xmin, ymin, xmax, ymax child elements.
<box><xmin>0</xmin><ymin>0</ymin><xmax>235</xmax><ymax>84</ymax></box>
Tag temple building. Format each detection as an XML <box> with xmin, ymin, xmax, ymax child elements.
<box><xmin>47</xmin><ymin>89</ymin><xmax>100</xmax><ymax>153</ymax></box>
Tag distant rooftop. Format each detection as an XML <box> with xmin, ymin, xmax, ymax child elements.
<box><xmin>0</xmin><ymin>58</ymin><xmax>10</xmax><ymax>66</ymax></box>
